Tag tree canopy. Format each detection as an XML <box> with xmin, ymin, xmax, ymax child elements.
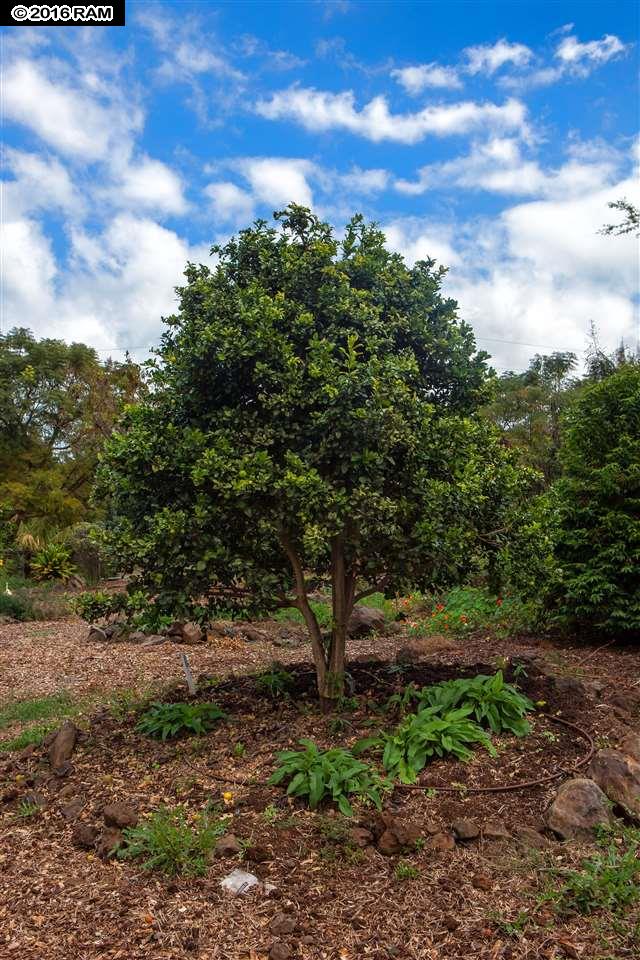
<box><xmin>95</xmin><ymin>206</ymin><xmax>537</xmax><ymax>702</ymax></box>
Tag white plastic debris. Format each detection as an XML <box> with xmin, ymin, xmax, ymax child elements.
<box><xmin>219</xmin><ymin>868</ymin><xmax>259</xmax><ymax>895</ymax></box>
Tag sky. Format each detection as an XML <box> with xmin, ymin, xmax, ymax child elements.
<box><xmin>1</xmin><ymin>0</ymin><xmax>639</xmax><ymax>372</ymax></box>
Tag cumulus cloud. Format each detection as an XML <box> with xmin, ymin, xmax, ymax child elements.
<box><xmin>205</xmin><ymin>181</ymin><xmax>256</xmax><ymax>226</ymax></box>
<box><xmin>255</xmin><ymin>86</ymin><xmax>529</xmax><ymax>143</ymax></box>
<box><xmin>2</xmin><ymin>214</ymin><xmax>209</xmax><ymax>351</ymax></box>
<box><xmin>556</xmin><ymin>32</ymin><xmax>627</xmax><ymax>67</ymax></box>
<box><xmin>391</xmin><ymin>63</ymin><xmax>462</xmax><ymax>94</ymax></box>
<box><xmin>3</xmin><ymin>148</ymin><xmax>82</xmax><ymax>219</ymax></box>
<box><xmin>464</xmin><ymin>39</ymin><xmax>533</xmax><ymax>75</ymax></box>
<box><xmin>113</xmin><ymin>156</ymin><xmax>188</xmax><ymax>216</ymax></box>
<box><xmin>394</xmin><ymin>137</ymin><xmax>622</xmax><ymax>199</ymax></box>
<box><xmin>3</xmin><ymin>58</ymin><xmax>141</xmax><ymax>162</ymax></box>
<box><xmin>386</xmin><ymin>169</ymin><xmax>639</xmax><ymax>371</ymax></box>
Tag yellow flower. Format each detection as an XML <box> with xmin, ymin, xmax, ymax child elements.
<box><xmin>222</xmin><ymin>791</ymin><xmax>234</xmax><ymax>804</ymax></box>
<box><xmin>535</xmin><ymin>700</ymin><xmax>546</xmax><ymax>708</ymax></box>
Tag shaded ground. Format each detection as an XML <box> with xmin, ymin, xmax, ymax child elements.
<box><xmin>0</xmin><ymin>617</ymin><xmax>639</xmax><ymax>960</ymax></box>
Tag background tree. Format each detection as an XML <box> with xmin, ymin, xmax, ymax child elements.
<box><xmin>545</xmin><ymin>363</ymin><xmax>640</xmax><ymax>635</ymax></box>
<box><xmin>96</xmin><ymin>206</ymin><xmax>537</xmax><ymax>706</ymax></box>
<box><xmin>599</xmin><ymin>198</ymin><xmax>640</xmax><ymax>238</ymax></box>
<box><xmin>484</xmin><ymin>351</ymin><xmax>577</xmax><ymax>482</ymax></box>
<box><xmin>0</xmin><ymin>327</ymin><xmax>143</xmax><ymax>568</ymax></box>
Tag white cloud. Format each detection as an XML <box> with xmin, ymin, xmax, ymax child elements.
<box><xmin>337</xmin><ymin>166</ymin><xmax>389</xmax><ymax>194</ymax></box>
<box><xmin>386</xmin><ymin>169</ymin><xmax>639</xmax><ymax>371</ymax></box>
<box><xmin>256</xmin><ymin>86</ymin><xmax>529</xmax><ymax>143</ymax></box>
<box><xmin>114</xmin><ymin>156</ymin><xmax>187</xmax><ymax>215</ymax></box>
<box><xmin>2</xmin><ymin>214</ymin><xmax>208</xmax><ymax>351</ymax></box>
<box><xmin>391</xmin><ymin>63</ymin><xmax>462</xmax><ymax>94</ymax></box>
<box><xmin>464</xmin><ymin>39</ymin><xmax>533</xmax><ymax>75</ymax></box>
<box><xmin>556</xmin><ymin>33</ymin><xmax>626</xmax><ymax>66</ymax></box>
<box><xmin>3</xmin><ymin>58</ymin><xmax>140</xmax><ymax>162</ymax></box>
<box><xmin>205</xmin><ymin>181</ymin><xmax>255</xmax><ymax>225</ymax></box>
<box><xmin>236</xmin><ymin>158</ymin><xmax>315</xmax><ymax>207</ymax></box>
<box><xmin>2</xmin><ymin>148</ymin><xmax>81</xmax><ymax>219</ymax></box>
<box><xmin>394</xmin><ymin>137</ymin><xmax>622</xmax><ymax>199</ymax></box>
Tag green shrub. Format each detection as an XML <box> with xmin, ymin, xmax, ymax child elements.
<box><xmin>255</xmin><ymin>665</ymin><xmax>294</xmax><ymax>698</ymax></box>
<box><xmin>269</xmin><ymin>739</ymin><xmax>388</xmax><ymax>816</ymax></box>
<box><xmin>546</xmin><ymin>365</ymin><xmax>640</xmax><ymax>635</ymax></box>
<box><xmin>358</xmin><ymin>706</ymin><xmax>496</xmax><ymax>784</ymax></box>
<box><xmin>117</xmin><ymin>806</ymin><xmax>229</xmax><ymax>875</ymax></box>
<box><xmin>395</xmin><ymin>860</ymin><xmax>420</xmax><ymax>880</ymax></box>
<box><xmin>420</xmin><ymin>671</ymin><xmax>534</xmax><ymax>736</ymax></box>
<box><xmin>0</xmin><ymin>591</ymin><xmax>34</xmax><ymax>621</ymax></box>
<box><xmin>30</xmin><ymin>543</ymin><xmax>78</xmax><ymax>583</ymax></box>
<box><xmin>386</xmin><ymin>671</ymin><xmax>534</xmax><ymax>737</ymax></box>
<box><xmin>541</xmin><ymin>826</ymin><xmax>640</xmax><ymax>915</ymax></box>
<box><xmin>136</xmin><ymin>702</ymin><xmax>226</xmax><ymax>740</ymax></box>
<box><xmin>407</xmin><ymin>586</ymin><xmax>536</xmax><ymax>639</ymax></box>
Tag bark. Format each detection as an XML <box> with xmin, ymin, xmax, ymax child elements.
<box><xmin>318</xmin><ymin>538</ymin><xmax>354</xmax><ymax>712</ymax></box>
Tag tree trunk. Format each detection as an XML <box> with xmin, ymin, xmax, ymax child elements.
<box><xmin>318</xmin><ymin>538</ymin><xmax>354</xmax><ymax>713</ymax></box>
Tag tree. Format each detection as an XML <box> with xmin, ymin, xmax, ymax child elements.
<box><xmin>96</xmin><ymin>206</ymin><xmax>535</xmax><ymax>706</ymax></box>
<box><xmin>0</xmin><ymin>327</ymin><xmax>143</xmax><ymax>558</ymax></box>
<box><xmin>599</xmin><ymin>198</ymin><xmax>640</xmax><ymax>238</ymax></box>
<box><xmin>484</xmin><ymin>352</ymin><xmax>577</xmax><ymax>482</ymax></box>
<box><xmin>547</xmin><ymin>364</ymin><xmax>640</xmax><ymax>635</ymax></box>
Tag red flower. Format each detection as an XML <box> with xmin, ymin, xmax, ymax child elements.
<box><xmin>496</xmin><ymin>598</ymin><xmax>503</xmax><ymax>607</ymax></box>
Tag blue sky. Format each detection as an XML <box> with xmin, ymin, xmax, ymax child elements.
<box><xmin>2</xmin><ymin>0</ymin><xmax>638</xmax><ymax>370</ymax></box>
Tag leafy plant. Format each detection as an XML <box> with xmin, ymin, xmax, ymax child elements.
<box><xmin>541</xmin><ymin>826</ymin><xmax>640</xmax><ymax>915</ymax></box>
<box><xmin>395</xmin><ymin>860</ymin><xmax>420</xmax><ymax>880</ymax></box>
<box><xmin>419</xmin><ymin>671</ymin><xmax>534</xmax><ymax>736</ymax></box>
<box><xmin>255</xmin><ymin>665</ymin><xmax>294</xmax><ymax>699</ymax></box>
<box><xmin>357</xmin><ymin>706</ymin><xmax>496</xmax><ymax>784</ymax></box>
<box><xmin>30</xmin><ymin>543</ymin><xmax>78</xmax><ymax>582</ymax></box>
<box><xmin>0</xmin><ymin>591</ymin><xmax>34</xmax><ymax>621</ymax></box>
<box><xmin>94</xmin><ymin>205</ymin><xmax>536</xmax><ymax>706</ymax></box>
<box><xmin>17</xmin><ymin>800</ymin><xmax>40</xmax><ymax>818</ymax></box>
<box><xmin>117</xmin><ymin>806</ymin><xmax>229</xmax><ymax>875</ymax></box>
<box><xmin>269</xmin><ymin>739</ymin><xmax>389</xmax><ymax>816</ymax></box>
<box><xmin>136</xmin><ymin>702</ymin><xmax>226</xmax><ymax>740</ymax></box>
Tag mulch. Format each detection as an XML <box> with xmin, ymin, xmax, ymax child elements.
<box><xmin>0</xmin><ymin>617</ymin><xmax>639</xmax><ymax>960</ymax></box>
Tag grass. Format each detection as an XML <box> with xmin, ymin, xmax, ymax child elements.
<box><xmin>274</xmin><ymin>598</ymin><xmax>333</xmax><ymax>629</ymax></box>
<box><xmin>0</xmin><ymin>692</ymin><xmax>77</xmax><ymax>731</ymax></box>
<box><xmin>117</xmin><ymin>806</ymin><xmax>230</xmax><ymax>876</ymax></box>
<box><xmin>0</xmin><ymin>692</ymin><xmax>83</xmax><ymax>754</ymax></box>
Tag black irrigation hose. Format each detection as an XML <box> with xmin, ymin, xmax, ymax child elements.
<box><xmin>185</xmin><ymin>714</ymin><xmax>595</xmax><ymax>796</ymax></box>
<box><xmin>392</xmin><ymin>714</ymin><xmax>595</xmax><ymax>794</ymax></box>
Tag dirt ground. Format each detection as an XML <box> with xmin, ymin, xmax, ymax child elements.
<box><xmin>0</xmin><ymin>617</ymin><xmax>639</xmax><ymax>960</ymax></box>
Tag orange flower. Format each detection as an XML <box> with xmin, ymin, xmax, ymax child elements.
<box><xmin>496</xmin><ymin>598</ymin><xmax>503</xmax><ymax>607</ymax></box>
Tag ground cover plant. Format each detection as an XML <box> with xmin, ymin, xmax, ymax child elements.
<box><xmin>269</xmin><ymin>738</ymin><xmax>389</xmax><ymax>815</ymax></box>
<box><xmin>136</xmin><ymin>701</ymin><xmax>226</xmax><ymax>740</ymax></box>
<box><xmin>117</xmin><ymin>806</ymin><xmax>230</xmax><ymax>876</ymax></box>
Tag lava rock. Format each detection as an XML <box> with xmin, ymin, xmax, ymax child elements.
<box><xmin>48</xmin><ymin>721</ymin><xmax>78</xmax><ymax>772</ymax></box>
<box><xmin>214</xmin><ymin>833</ymin><xmax>242</xmax><ymax>858</ymax></box>
<box><xmin>270</xmin><ymin>913</ymin><xmax>297</xmax><ymax>936</ymax></box>
<box><xmin>348</xmin><ymin>827</ymin><xmax>374</xmax><ymax>848</ymax></box>
<box><xmin>482</xmin><ymin>820</ymin><xmax>510</xmax><ymax>840</ymax></box>
<box><xmin>61</xmin><ymin>797</ymin><xmax>85</xmax><ymax>820</ymax></box>
<box><xmin>103</xmin><ymin>802</ymin><xmax>138</xmax><ymax>829</ymax></box>
<box><xmin>589</xmin><ymin>748</ymin><xmax>640</xmax><ymax>821</ymax></box>
<box><xmin>347</xmin><ymin>605</ymin><xmax>386</xmax><ymax>637</ymax></box>
<box><xmin>619</xmin><ymin>731</ymin><xmax>640</xmax><ymax>763</ymax></box>
<box><xmin>269</xmin><ymin>943</ymin><xmax>292</xmax><ymax>960</ymax></box>
<box><xmin>546</xmin><ymin>778</ymin><xmax>612</xmax><ymax>839</ymax></box>
<box><xmin>72</xmin><ymin>822</ymin><xmax>98</xmax><ymax>849</ymax></box>
<box><xmin>427</xmin><ymin>832</ymin><xmax>456</xmax><ymax>853</ymax></box>
<box><xmin>451</xmin><ymin>818</ymin><xmax>480</xmax><ymax>841</ymax></box>
<box><xmin>88</xmin><ymin>626</ymin><xmax>107</xmax><ymax>642</ymax></box>
<box><xmin>96</xmin><ymin>827</ymin><xmax>123</xmax><ymax>858</ymax></box>
<box><xmin>182</xmin><ymin>622</ymin><xmax>206</xmax><ymax>644</ymax></box>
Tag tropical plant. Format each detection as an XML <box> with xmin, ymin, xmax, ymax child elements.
<box><xmin>136</xmin><ymin>702</ymin><xmax>226</xmax><ymax>740</ymax></box>
<box><xmin>546</xmin><ymin>364</ymin><xmax>640</xmax><ymax>635</ymax></box>
<box><xmin>117</xmin><ymin>806</ymin><xmax>229</xmax><ymax>875</ymax></box>
<box><xmin>93</xmin><ymin>205</ymin><xmax>537</xmax><ymax>706</ymax></box>
<box><xmin>357</xmin><ymin>705</ymin><xmax>496</xmax><ymax>784</ymax></box>
<box><xmin>255</xmin><ymin>665</ymin><xmax>294</xmax><ymax>698</ymax></box>
<box><xmin>420</xmin><ymin>671</ymin><xmax>534</xmax><ymax>736</ymax></box>
<box><xmin>269</xmin><ymin>738</ymin><xmax>388</xmax><ymax>816</ymax></box>
<box><xmin>30</xmin><ymin>543</ymin><xmax>78</xmax><ymax>582</ymax></box>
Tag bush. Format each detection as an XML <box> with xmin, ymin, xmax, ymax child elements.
<box><xmin>420</xmin><ymin>671</ymin><xmax>534</xmax><ymax>736</ymax></box>
<box><xmin>547</xmin><ymin>365</ymin><xmax>640</xmax><ymax>635</ymax></box>
<box><xmin>541</xmin><ymin>825</ymin><xmax>640</xmax><ymax>915</ymax></box>
<box><xmin>136</xmin><ymin>702</ymin><xmax>226</xmax><ymax>740</ymax></box>
<box><xmin>269</xmin><ymin>739</ymin><xmax>389</xmax><ymax>816</ymax></box>
<box><xmin>0</xmin><ymin>590</ymin><xmax>34</xmax><ymax>621</ymax></box>
<box><xmin>117</xmin><ymin>806</ymin><xmax>229</xmax><ymax>875</ymax></box>
<box><xmin>30</xmin><ymin>543</ymin><xmax>78</xmax><ymax>583</ymax></box>
<box><xmin>362</xmin><ymin>706</ymin><xmax>496</xmax><ymax>784</ymax></box>
<box><xmin>406</xmin><ymin>586</ymin><xmax>536</xmax><ymax>639</ymax></box>
<box><xmin>255</xmin><ymin>665</ymin><xmax>294</xmax><ymax>698</ymax></box>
